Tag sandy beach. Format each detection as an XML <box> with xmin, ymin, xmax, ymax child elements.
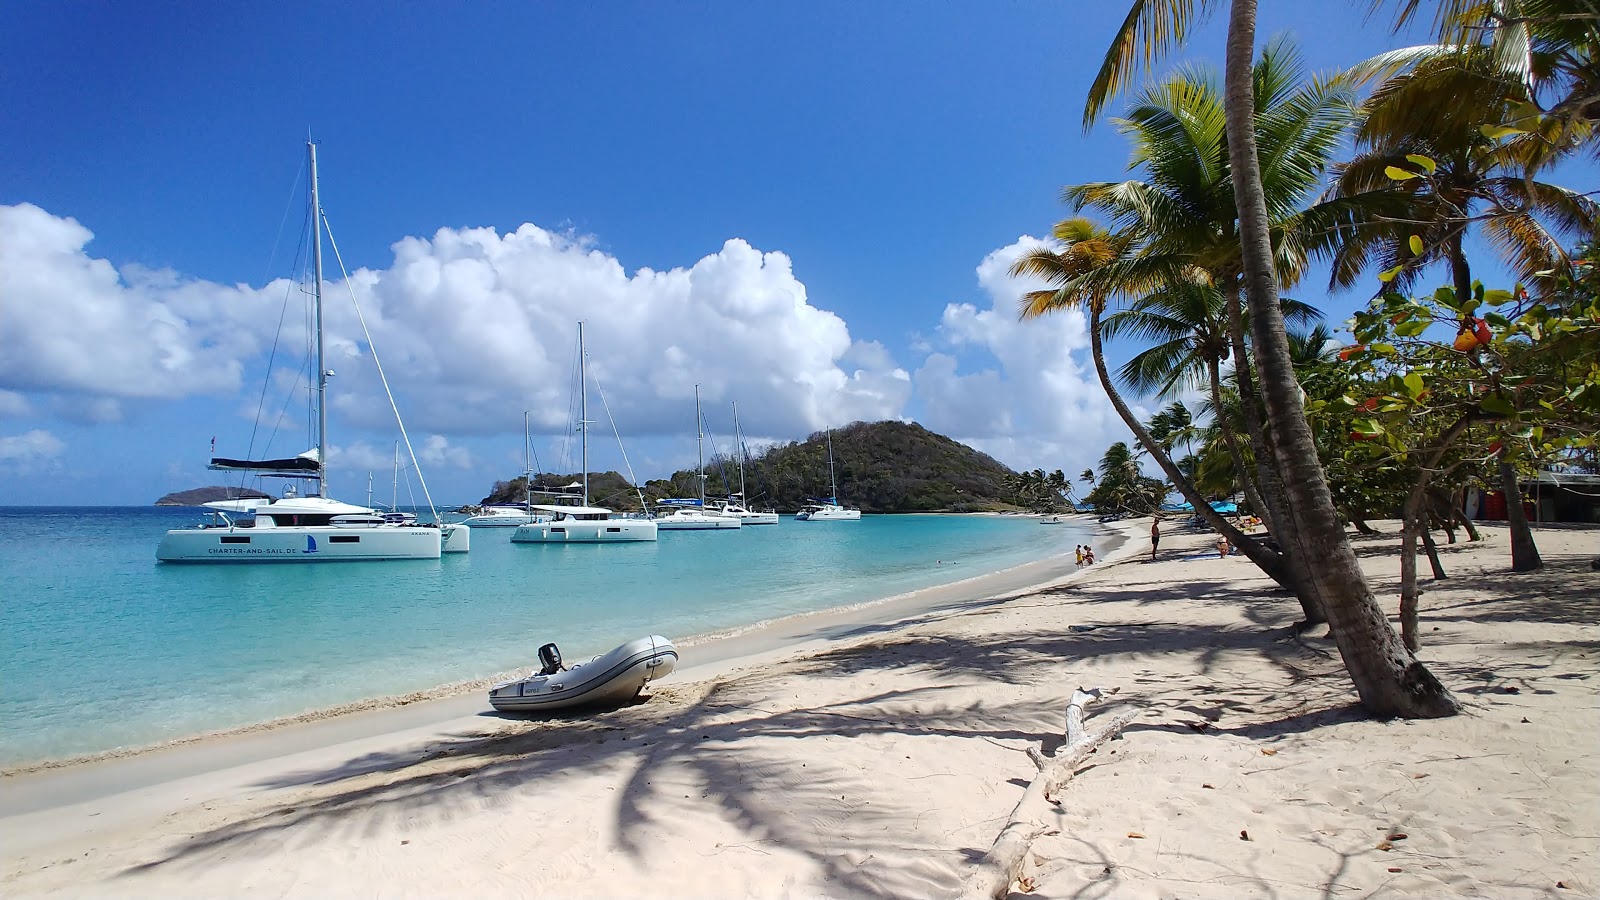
<box><xmin>2</xmin><ymin>519</ymin><xmax>1595</xmax><ymax>898</ymax></box>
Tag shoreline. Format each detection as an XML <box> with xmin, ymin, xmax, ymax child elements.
<box><xmin>0</xmin><ymin>518</ymin><xmax>1130</xmax><ymax>789</ymax></box>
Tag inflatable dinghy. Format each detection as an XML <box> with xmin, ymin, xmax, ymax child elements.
<box><xmin>489</xmin><ymin>635</ymin><xmax>678</xmax><ymax>713</ymax></box>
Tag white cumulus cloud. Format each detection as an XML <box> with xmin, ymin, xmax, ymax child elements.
<box><xmin>0</xmin><ymin>429</ymin><xmax>65</xmax><ymax>473</ymax></box>
<box><xmin>911</xmin><ymin>236</ymin><xmax>1123</xmax><ymax>478</ymax></box>
<box><xmin>0</xmin><ymin>390</ymin><xmax>30</xmax><ymax>418</ymax></box>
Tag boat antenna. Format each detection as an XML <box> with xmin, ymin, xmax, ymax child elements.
<box><xmin>309</xmin><ymin>140</ymin><xmax>329</xmax><ymax>498</ymax></box>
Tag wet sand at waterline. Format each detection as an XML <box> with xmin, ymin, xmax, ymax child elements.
<box><xmin>3</xmin><ymin>520</ymin><xmax>1594</xmax><ymax>898</ymax></box>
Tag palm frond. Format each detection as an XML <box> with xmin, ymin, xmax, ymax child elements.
<box><xmin>1083</xmin><ymin>0</ymin><xmax>1219</xmax><ymax>130</ymax></box>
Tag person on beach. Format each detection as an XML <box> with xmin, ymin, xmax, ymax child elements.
<box><xmin>1215</xmin><ymin>534</ymin><xmax>1230</xmax><ymax>558</ymax></box>
<box><xmin>1083</xmin><ymin>546</ymin><xmax>1095</xmax><ymax>565</ymax></box>
<box><xmin>1150</xmin><ymin>519</ymin><xmax>1160</xmax><ymax>561</ymax></box>
<box><xmin>1074</xmin><ymin>545</ymin><xmax>1084</xmax><ymax>566</ymax></box>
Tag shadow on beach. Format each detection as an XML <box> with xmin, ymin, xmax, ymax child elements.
<box><xmin>113</xmin><ymin>534</ymin><xmax>1600</xmax><ymax>898</ymax></box>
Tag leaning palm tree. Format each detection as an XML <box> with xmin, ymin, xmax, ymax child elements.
<box><xmin>1070</xmin><ymin>42</ymin><xmax>1353</xmax><ymax>622</ymax></box>
<box><xmin>1082</xmin><ymin>0</ymin><xmax>1462</xmax><ymax>717</ymax></box>
<box><xmin>1013</xmin><ymin>219</ymin><xmax>1293</xmax><ymax>588</ymax></box>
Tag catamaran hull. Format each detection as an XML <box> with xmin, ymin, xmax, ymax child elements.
<box><xmin>724</xmin><ymin>511</ymin><xmax>779</xmax><ymax>525</ymax></box>
<box><xmin>156</xmin><ymin>526</ymin><xmax>442</xmax><ymax>562</ymax></box>
<box><xmin>795</xmin><ymin>508</ymin><xmax>861</xmax><ymax>521</ymax></box>
<box><xmin>510</xmin><ymin>520</ymin><xmax>658</xmax><ymax>543</ymax></box>
<box><xmin>656</xmin><ymin>516</ymin><xmax>742</xmax><ymax>530</ymax></box>
<box><xmin>489</xmin><ymin>636</ymin><xmax>677</xmax><ymax>713</ymax></box>
<box><xmin>441</xmin><ymin>523</ymin><xmax>471</xmax><ymax>553</ymax></box>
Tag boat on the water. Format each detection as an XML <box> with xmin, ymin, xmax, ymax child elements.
<box><xmin>707</xmin><ymin>401</ymin><xmax>779</xmax><ymax>525</ymax></box>
<box><xmin>458</xmin><ymin>505</ymin><xmax>551</xmax><ymax>528</ymax></box>
<box><xmin>460</xmin><ymin>413</ymin><xmax>552</xmax><ymax>528</ymax></box>
<box><xmin>511</xmin><ymin>323</ymin><xmax>658</xmax><ymax>544</ymax></box>
<box><xmin>488</xmin><ymin>635</ymin><xmax>678</xmax><ymax>713</ymax></box>
<box><xmin>156</xmin><ymin>141</ymin><xmax>468</xmax><ymax>562</ymax></box>
<box><xmin>794</xmin><ymin>430</ymin><xmax>860</xmax><ymax>521</ymax></box>
<box><xmin>655</xmin><ymin>385</ymin><xmax>741</xmax><ymax>531</ymax></box>
<box><xmin>655</xmin><ymin>500</ymin><xmax>743</xmax><ymax>530</ymax></box>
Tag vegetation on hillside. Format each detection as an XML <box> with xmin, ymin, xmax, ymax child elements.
<box><xmin>481</xmin><ymin>420</ymin><xmax>1040</xmax><ymax>513</ymax></box>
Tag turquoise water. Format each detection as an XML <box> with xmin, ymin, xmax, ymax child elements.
<box><xmin>0</xmin><ymin>507</ymin><xmax>1091</xmax><ymax>767</ymax></box>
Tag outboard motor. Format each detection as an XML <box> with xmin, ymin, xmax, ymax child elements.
<box><xmin>537</xmin><ymin>642</ymin><xmax>564</xmax><ymax>676</ymax></box>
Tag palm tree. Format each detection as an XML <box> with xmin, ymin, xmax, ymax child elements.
<box><xmin>1013</xmin><ymin>219</ymin><xmax>1292</xmax><ymax>586</ymax></box>
<box><xmin>1325</xmin><ymin>53</ymin><xmax>1597</xmax><ymax>303</ymax></box>
<box><xmin>1082</xmin><ymin>0</ymin><xmax>1461</xmax><ymax>717</ymax></box>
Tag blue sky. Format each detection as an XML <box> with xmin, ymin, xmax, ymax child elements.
<box><xmin>1</xmin><ymin>3</ymin><xmax>1584</xmax><ymax>506</ymax></box>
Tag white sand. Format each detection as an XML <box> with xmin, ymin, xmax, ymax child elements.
<box><xmin>2</xmin><ymin>520</ymin><xmax>1595</xmax><ymax>898</ymax></box>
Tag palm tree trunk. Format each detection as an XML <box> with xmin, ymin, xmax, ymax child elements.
<box><xmin>1225</xmin><ymin>0</ymin><xmax>1457</xmax><ymax>717</ymax></box>
<box><xmin>1087</xmin><ymin>306</ymin><xmax>1295</xmax><ymax>589</ymax></box>
<box><xmin>1447</xmin><ymin>230</ymin><xmax>1473</xmax><ymax>308</ymax></box>
<box><xmin>1498</xmin><ymin>459</ymin><xmax>1543</xmax><ymax>571</ymax></box>
<box><xmin>1224</xmin><ymin>281</ymin><xmax>1323</xmax><ymax>625</ymax></box>
<box><xmin>1206</xmin><ymin>355</ymin><xmax>1271</xmax><ymax>526</ymax></box>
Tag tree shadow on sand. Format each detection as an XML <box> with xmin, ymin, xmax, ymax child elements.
<box><xmin>113</xmin><ymin>599</ymin><xmax>1347</xmax><ymax>897</ymax></box>
<box><xmin>111</xmin><ymin>545</ymin><xmax>1596</xmax><ymax>897</ymax></box>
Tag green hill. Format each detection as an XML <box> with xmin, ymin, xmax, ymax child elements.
<box><xmin>155</xmin><ymin>486</ymin><xmax>274</xmax><ymax>506</ymax></box>
<box><xmin>482</xmin><ymin>421</ymin><xmax>1031</xmax><ymax>513</ymax></box>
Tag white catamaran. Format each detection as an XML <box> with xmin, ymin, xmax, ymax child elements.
<box><xmin>157</xmin><ymin>141</ymin><xmax>469</xmax><ymax>562</ymax></box>
<box><xmin>794</xmin><ymin>429</ymin><xmax>861</xmax><ymax>521</ymax></box>
<box><xmin>707</xmin><ymin>400</ymin><xmax>779</xmax><ymax>525</ymax></box>
<box><xmin>458</xmin><ymin>412</ymin><xmax>552</xmax><ymax>528</ymax></box>
<box><xmin>655</xmin><ymin>385</ymin><xmax>741</xmax><ymax>530</ymax></box>
<box><xmin>510</xmin><ymin>324</ymin><xmax>658</xmax><ymax>544</ymax></box>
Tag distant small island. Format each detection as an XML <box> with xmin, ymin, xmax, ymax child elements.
<box><xmin>155</xmin><ymin>486</ymin><xmax>273</xmax><ymax>507</ymax></box>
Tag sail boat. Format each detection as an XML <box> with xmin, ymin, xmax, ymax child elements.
<box><xmin>655</xmin><ymin>384</ymin><xmax>742</xmax><ymax>530</ymax></box>
<box><xmin>510</xmin><ymin>323</ymin><xmax>657</xmax><ymax>543</ymax></box>
<box><xmin>794</xmin><ymin>429</ymin><xmax>861</xmax><ymax>521</ymax></box>
<box><xmin>459</xmin><ymin>412</ymin><xmax>551</xmax><ymax>527</ymax></box>
<box><xmin>156</xmin><ymin>141</ymin><xmax>470</xmax><ymax>562</ymax></box>
<box><xmin>707</xmin><ymin>401</ymin><xmax>778</xmax><ymax>525</ymax></box>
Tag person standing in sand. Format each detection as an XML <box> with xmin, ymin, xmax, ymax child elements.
<box><xmin>1083</xmin><ymin>546</ymin><xmax>1095</xmax><ymax>565</ymax></box>
<box><xmin>1215</xmin><ymin>534</ymin><xmax>1230</xmax><ymax>558</ymax></box>
<box><xmin>1074</xmin><ymin>545</ymin><xmax>1084</xmax><ymax>566</ymax></box>
<box><xmin>1150</xmin><ymin>519</ymin><xmax>1160</xmax><ymax>561</ymax></box>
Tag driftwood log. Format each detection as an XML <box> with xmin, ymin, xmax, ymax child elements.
<box><xmin>959</xmin><ymin>687</ymin><xmax>1136</xmax><ymax>900</ymax></box>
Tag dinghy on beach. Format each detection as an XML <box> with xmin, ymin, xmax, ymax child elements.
<box><xmin>488</xmin><ymin>635</ymin><xmax>678</xmax><ymax>713</ymax></box>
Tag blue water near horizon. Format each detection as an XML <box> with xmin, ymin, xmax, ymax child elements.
<box><xmin>0</xmin><ymin>507</ymin><xmax>1093</xmax><ymax>768</ymax></box>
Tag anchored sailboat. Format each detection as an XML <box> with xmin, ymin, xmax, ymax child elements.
<box><xmin>656</xmin><ymin>385</ymin><xmax>741</xmax><ymax>530</ymax></box>
<box><xmin>511</xmin><ymin>323</ymin><xmax>657</xmax><ymax>543</ymax></box>
<box><xmin>794</xmin><ymin>429</ymin><xmax>860</xmax><ymax>521</ymax></box>
<box><xmin>707</xmin><ymin>401</ymin><xmax>778</xmax><ymax>525</ymax></box>
<box><xmin>156</xmin><ymin>141</ymin><xmax>469</xmax><ymax>562</ymax></box>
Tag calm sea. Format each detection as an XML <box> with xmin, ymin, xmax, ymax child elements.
<box><xmin>0</xmin><ymin>507</ymin><xmax>1091</xmax><ymax>767</ymax></box>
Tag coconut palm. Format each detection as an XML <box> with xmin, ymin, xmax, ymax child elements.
<box><xmin>1013</xmin><ymin>219</ymin><xmax>1292</xmax><ymax>587</ymax></box>
<box><xmin>1323</xmin><ymin>52</ymin><xmax>1597</xmax><ymax>302</ymax></box>
<box><xmin>1072</xmin><ymin>41</ymin><xmax>1353</xmax><ymax>622</ymax></box>
<box><xmin>1082</xmin><ymin>0</ymin><xmax>1462</xmax><ymax>717</ymax></box>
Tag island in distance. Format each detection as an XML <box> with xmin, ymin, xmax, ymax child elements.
<box><xmin>154</xmin><ymin>486</ymin><xmax>273</xmax><ymax>507</ymax></box>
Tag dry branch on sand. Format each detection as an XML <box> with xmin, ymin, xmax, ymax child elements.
<box><xmin>960</xmin><ymin>687</ymin><xmax>1137</xmax><ymax>899</ymax></box>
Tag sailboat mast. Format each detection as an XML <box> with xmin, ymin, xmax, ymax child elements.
<box><xmin>308</xmin><ymin>140</ymin><xmax>328</xmax><ymax>499</ymax></box>
<box><xmin>523</xmin><ymin>410</ymin><xmax>532</xmax><ymax>512</ymax></box>
<box><xmin>391</xmin><ymin>440</ymin><xmax>400</xmax><ymax>510</ymax></box>
<box><xmin>733</xmin><ymin>401</ymin><xmax>747</xmax><ymax>500</ymax></box>
<box><xmin>578</xmin><ymin>321</ymin><xmax>589</xmax><ymax>507</ymax></box>
<box><xmin>695</xmin><ymin>384</ymin><xmax>704</xmax><ymax>505</ymax></box>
